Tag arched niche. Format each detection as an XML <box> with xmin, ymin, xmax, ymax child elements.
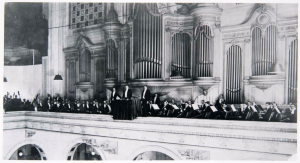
<box><xmin>66</xmin><ymin>143</ymin><xmax>104</xmax><ymax>161</ymax></box>
<box><xmin>79</xmin><ymin>48</ymin><xmax>92</xmax><ymax>82</ymax></box>
<box><xmin>8</xmin><ymin>144</ymin><xmax>47</xmax><ymax>160</ymax></box>
<box><xmin>127</xmin><ymin>145</ymin><xmax>182</xmax><ymax>160</ymax></box>
<box><xmin>134</xmin><ymin>151</ymin><xmax>174</xmax><ymax>160</ymax></box>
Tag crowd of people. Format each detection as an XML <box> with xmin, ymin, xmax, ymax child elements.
<box><xmin>3</xmin><ymin>87</ymin><xmax>297</xmax><ymax>123</ymax></box>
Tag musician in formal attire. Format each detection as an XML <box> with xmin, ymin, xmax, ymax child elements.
<box><xmin>290</xmin><ymin>103</ymin><xmax>297</xmax><ymax>123</ymax></box>
<box><xmin>204</xmin><ymin>101</ymin><xmax>217</xmax><ymax>119</ymax></box>
<box><xmin>37</xmin><ymin>99</ymin><xmax>43</xmax><ymax>111</ymax></box>
<box><xmin>84</xmin><ymin>100</ymin><xmax>91</xmax><ymax>114</ymax></box>
<box><xmin>102</xmin><ymin>100</ymin><xmax>112</xmax><ymax>114</ymax></box>
<box><xmin>111</xmin><ymin>88</ymin><xmax>121</xmax><ymax>102</ymax></box>
<box><xmin>263</xmin><ymin>103</ymin><xmax>273</xmax><ymax>121</ymax></box>
<box><xmin>55</xmin><ymin>94</ymin><xmax>62</xmax><ymax>103</ymax></box>
<box><xmin>271</xmin><ymin>103</ymin><xmax>282</xmax><ymax>122</ymax></box>
<box><xmin>141</xmin><ymin>85</ymin><xmax>151</xmax><ymax>117</ymax></box>
<box><xmin>159</xmin><ymin>100</ymin><xmax>173</xmax><ymax>117</ymax></box>
<box><xmin>74</xmin><ymin>100</ymin><xmax>82</xmax><ymax>113</ymax></box>
<box><xmin>243</xmin><ymin>102</ymin><xmax>253</xmax><ymax>120</ymax></box>
<box><xmin>252</xmin><ymin>101</ymin><xmax>265</xmax><ymax>120</ymax></box>
<box><xmin>152</xmin><ymin>93</ymin><xmax>160</xmax><ymax>105</ymax></box>
<box><xmin>123</xmin><ymin>85</ymin><xmax>132</xmax><ymax>100</ymax></box>
<box><xmin>65</xmin><ymin>100</ymin><xmax>73</xmax><ymax>113</ymax></box>
<box><xmin>95</xmin><ymin>100</ymin><xmax>102</xmax><ymax>114</ymax></box>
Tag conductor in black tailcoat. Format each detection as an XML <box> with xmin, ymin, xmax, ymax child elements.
<box><xmin>123</xmin><ymin>85</ymin><xmax>132</xmax><ymax>100</ymax></box>
<box><xmin>141</xmin><ymin>85</ymin><xmax>151</xmax><ymax>117</ymax></box>
<box><xmin>111</xmin><ymin>87</ymin><xmax>121</xmax><ymax>101</ymax></box>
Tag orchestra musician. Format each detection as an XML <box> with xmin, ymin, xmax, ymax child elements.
<box><xmin>153</xmin><ymin>93</ymin><xmax>161</xmax><ymax>106</ymax></box>
<box><xmin>123</xmin><ymin>85</ymin><xmax>132</xmax><ymax>100</ymax></box>
<box><xmin>84</xmin><ymin>100</ymin><xmax>91</xmax><ymax>114</ymax></box>
<box><xmin>141</xmin><ymin>85</ymin><xmax>151</xmax><ymax>117</ymax></box>
<box><xmin>159</xmin><ymin>100</ymin><xmax>171</xmax><ymax>117</ymax></box>
<box><xmin>243</xmin><ymin>101</ymin><xmax>253</xmax><ymax>120</ymax></box>
<box><xmin>204</xmin><ymin>101</ymin><xmax>218</xmax><ymax>119</ymax></box>
<box><xmin>122</xmin><ymin>85</ymin><xmax>133</xmax><ymax>120</ymax></box>
<box><xmin>102</xmin><ymin>100</ymin><xmax>112</xmax><ymax>114</ymax></box>
<box><xmin>290</xmin><ymin>103</ymin><xmax>297</xmax><ymax>123</ymax></box>
<box><xmin>65</xmin><ymin>100</ymin><xmax>73</xmax><ymax>113</ymax></box>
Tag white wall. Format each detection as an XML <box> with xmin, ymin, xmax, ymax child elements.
<box><xmin>3</xmin><ymin>65</ymin><xmax>43</xmax><ymax>101</ymax></box>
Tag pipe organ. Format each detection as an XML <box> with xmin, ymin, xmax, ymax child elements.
<box><xmin>106</xmin><ymin>39</ymin><xmax>118</xmax><ymax>79</ymax></box>
<box><xmin>79</xmin><ymin>50</ymin><xmax>91</xmax><ymax>82</ymax></box>
<box><xmin>133</xmin><ymin>3</ymin><xmax>162</xmax><ymax>79</ymax></box>
<box><xmin>226</xmin><ymin>45</ymin><xmax>242</xmax><ymax>103</ymax></box>
<box><xmin>252</xmin><ymin>25</ymin><xmax>277</xmax><ymax>76</ymax></box>
<box><xmin>67</xmin><ymin>61</ymin><xmax>76</xmax><ymax>95</ymax></box>
<box><xmin>195</xmin><ymin>25</ymin><xmax>213</xmax><ymax>77</ymax></box>
<box><xmin>288</xmin><ymin>39</ymin><xmax>298</xmax><ymax>104</ymax></box>
<box><xmin>171</xmin><ymin>33</ymin><xmax>191</xmax><ymax>78</ymax></box>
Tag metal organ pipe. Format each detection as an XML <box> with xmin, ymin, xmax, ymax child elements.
<box><xmin>226</xmin><ymin>45</ymin><xmax>242</xmax><ymax>103</ymax></box>
<box><xmin>288</xmin><ymin>39</ymin><xmax>298</xmax><ymax>103</ymax></box>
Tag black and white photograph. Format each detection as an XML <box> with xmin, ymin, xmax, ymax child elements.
<box><xmin>1</xmin><ymin>0</ymin><xmax>298</xmax><ymax>161</ymax></box>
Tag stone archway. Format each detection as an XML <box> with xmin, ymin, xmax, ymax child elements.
<box><xmin>127</xmin><ymin>145</ymin><xmax>182</xmax><ymax>160</ymax></box>
<box><xmin>4</xmin><ymin>139</ymin><xmax>49</xmax><ymax>160</ymax></box>
<box><xmin>62</xmin><ymin>137</ymin><xmax>107</xmax><ymax>161</ymax></box>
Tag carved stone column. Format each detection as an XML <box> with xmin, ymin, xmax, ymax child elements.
<box><xmin>103</xmin><ymin>4</ymin><xmax>122</xmax><ymax>83</ymax></box>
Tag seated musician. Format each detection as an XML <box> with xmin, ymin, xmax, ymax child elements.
<box><xmin>37</xmin><ymin>99</ymin><xmax>43</xmax><ymax>111</ymax></box>
<box><xmin>252</xmin><ymin>101</ymin><xmax>264</xmax><ymax>120</ymax></box>
<box><xmin>51</xmin><ymin>99</ymin><xmax>58</xmax><ymax>112</ymax></box>
<box><xmin>159</xmin><ymin>100</ymin><xmax>172</xmax><ymax>117</ymax></box>
<box><xmin>290</xmin><ymin>103</ymin><xmax>297</xmax><ymax>123</ymax></box>
<box><xmin>32</xmin><ymin>101</ymin><xmax>38</xmax><ymax>112</ymax></box>
<box><xmin>193</xmin><ymin>100</ymin><xmax>205</xmax><ymax>118</ymax></box>
<box><xmin>215</xmin><ymin>94</ymin><xmax>226</xmax><ymax>110</ymax></box>
<box><xmin>94</xmin><ymin>100</ymin><xmax>101</xmax><ymax>114</ymax></box>
<box><xmin>177</xmin><ymin>100</ymin><xmax>193</xmax><ymax>118</ymax></box>
<box><xmin>243</xmin><ymin>101</ymin><xmax>253</xmax><ymax>120</ymax></box>
<box><xmin>271</xmin><ymin>103</ymin><xmax>282</xmax><ymax>122</ymax></box>
<box><xmin>102</xmin><ymin>100</ymin><xmax>112</xmax><ymax>114</ymax></box>
<box><xmin>148</xmin><ymin>100</ymin><xmax>155</xmax><ymax>116</ymax></box>
<box><xmin>57</xmin><ymin>101</ymin><xmax>64</xmax><ymax>112</ymax></box>
<box><xmin>65</xmin><ymin>100</ymin><xmax>73</xmax><ymax>113</ymax></box>
<box><xmin>21</xmin><ymin>99</ymin><xmax>27</xmax><ymax>110</ymax></box>
<box><xmin>74</xmin><ymin>100</ymin><xmax>82</xmax><ymax>113</ymax></box>
<box><xmin>153</xmin><ymin>93</ymin><xmax>161</xmax><ymax>107</ymax></box>
<box><xmin>263</xmin><ymin>102</ymin><xmax>273</xmax><ymax>121</ymax></box>
<box><xmin>84</xmin><ymin>100</ymin><xmax>91</xmax><ymax>114</ymax></box>
<box><xmin>55</xmin><ymin>94</ymin><xmax>62</xmax><ymax>104</ymax></box>
<box><xmin>204</xmin><ymin>101</ymin><xmax>218</xmax><ymax>119</ymax></box>
<box><xmin>168</xmin><ymin>99</ymin><xmax>179</xmax><ymax>117</ymax></box>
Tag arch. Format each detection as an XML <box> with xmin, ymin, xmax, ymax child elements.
<box><xmin>127</xmin><ymin>145</ymin><xmax>182</xmax><ymax>160</ymax></box>
<box><xmin>62</xmin><ymin>137</ymin><xmax>107</xmax><ymax>161</ymax></box>
<box><xmin>79</xmin><ymin>48</ymin><xmax>92</xmax><ymax>82</ymax></box>
<box><xmin>4</xmin><ymin>139</ymin><xmax>49</xmax><ymax>160</ymax></box>
<box><xmin>171</xmin><ymin>32</ymin><xmax>192</xmax><ymax>78</ymax></box>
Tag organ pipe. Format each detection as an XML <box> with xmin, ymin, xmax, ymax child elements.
<box><xmin>195</xmin><ymin>25</ymin><xmax>212</xmax><ymax>77</ymax></box>
<box><xmin>226</xmin><ymin>45</ymin><xmax>242</xmax><ymax>103</ymax></box>
<box><xmin>288</xmin><ymin>39</ymin><xmax>298</xmax><ymax>103</ymax></box>
<box><xmin>252</xmin><ymin>26</ymin><xmax>277</xmax><ymax>76</ymax></box>
<box><xmin>133</xmin><ymin>4</ymin><xmax>162</xmax><ymax>79</ymax></box>
<box><xmin>171</xmin><ymin>33</ymin><xmax>191</xmax><ymax>78</ymax></box>
<box><xmin>106</xmin><ymin>39</ymin><xmax>117</xmax><ymax>79</ymax></box>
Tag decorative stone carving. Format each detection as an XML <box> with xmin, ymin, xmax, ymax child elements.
<box><xmin>82</xmin><ymin>138</ymin><xmax>118</xmax><ymax>154</ymax></box>
<box><xmin>255</xmin><ymin>84</ymin><xmax>272</xmax><ymax>91</ymax></box>
<box><xmin>25</xmin><ymin>130</ymin><xmax>36</xmax><ymax>138</ymax></box>
<box><xmin>223</xmin><ymin>31</ymin><xmax>250</xmax><ymax>39</ymax></box>
<box><xmin>178</xmin><ymin>148</ymin><xmax>210</xmax><ymax>160</ymax></box>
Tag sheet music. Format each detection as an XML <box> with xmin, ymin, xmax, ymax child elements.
<box><xmin>116</xmin><ymin>96</ymin><xmax>121</xmax><ymax>100</ymax></box>
<box><xmin>172</xmin><ymin>104</ymin><xmax>179</xmax><ymax>110</ymax></box>
<box><xmin>251</xmin><ymin>106</ymin><xmax>258</xmax><ymax>112</ymax></box>
<box><xmin>192</xmin><ymin>104</ymin><xmax>199</xmax><ymax>110</ymax></box>
<box><xmin>151</xmin><ymin>104</ymin><xmax>160</xmax><ymax>110</ymax></box>
<box><xmin>231</xmin><ymin>105</ymin><xmax>237</xmax><ymax>112</ymax></box>
<box><xmin>210</xmin><ymin>106</ymin><xmax>218</xmax><ymax>112</ymax></box>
